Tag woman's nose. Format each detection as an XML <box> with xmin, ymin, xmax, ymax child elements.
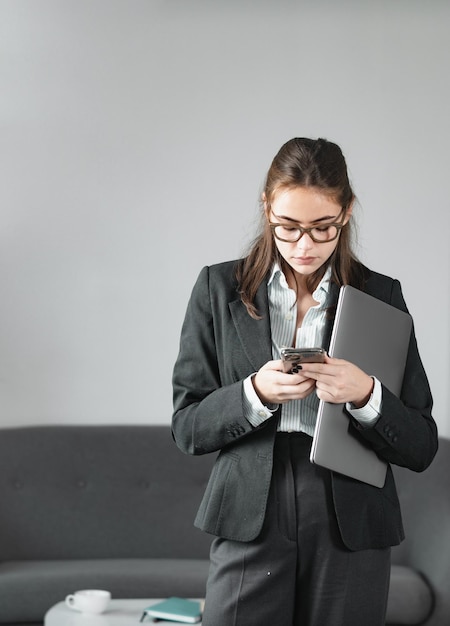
<box><xmin>296</xmin><ymin>231</ymin><xmax>314</xmax><ymax>250</ymax></box>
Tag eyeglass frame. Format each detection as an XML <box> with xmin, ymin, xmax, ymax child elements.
<box><xmin>268</xmin><ymin>207</ymin><xmax>347</xmax><ymax>244</ymax></box>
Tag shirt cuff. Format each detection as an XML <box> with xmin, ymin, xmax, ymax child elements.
<box><xmin>243</xmin><ymin>374</ymin><xmax>279</xmax><ymax>427</ymax></box>
<box><xmin>346</xmin><ymin>376</ymin><xmax>382</xmax><ymax>428</ymax></box>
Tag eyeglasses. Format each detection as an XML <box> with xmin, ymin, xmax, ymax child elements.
<box><xmin>268</xmin><ymin>209</ymin><xmax>346</xmax><ymax>244</ymax></box>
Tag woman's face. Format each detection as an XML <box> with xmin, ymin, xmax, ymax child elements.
<box><xmin>266</xmin><ymin>186</ymin><xmax>351</xmax><ymax>285</ymax></box>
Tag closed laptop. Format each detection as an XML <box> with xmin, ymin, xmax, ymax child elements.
<box><xmin>310</xmin><ymin>285</ymin><xmax>412</xmax><ymax>488</ymax></box>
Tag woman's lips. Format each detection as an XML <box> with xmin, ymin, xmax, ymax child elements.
<box><xmin>292</xmin><ymin>256</ymin><xmax>315</xmax><ymax>265</ymax></box>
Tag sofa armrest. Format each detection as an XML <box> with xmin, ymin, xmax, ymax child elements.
<box><xmin>392</xmin><ymin>437</ymin><xmax>450</xmax><ymax>626</ymax></box>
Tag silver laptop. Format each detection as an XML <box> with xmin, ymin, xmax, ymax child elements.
<box><xmin>310</xmin><ymin>285</ymin><xmax>412</xmax><ymax>488</ymax></box>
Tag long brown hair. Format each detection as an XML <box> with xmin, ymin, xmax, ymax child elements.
<box><xmin>236</xmin><ymin>137</ymin><xmax>366</xmax><ymax>318</ymax></box>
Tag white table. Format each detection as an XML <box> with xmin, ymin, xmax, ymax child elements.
<box><xmin>44</xmin><ymin>598</ymin><xmax>203</xmax><ymax>625</ymax></box>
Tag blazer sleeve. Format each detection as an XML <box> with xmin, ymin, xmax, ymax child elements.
<box><xmin>172</xmin><ymin>266</ymin><xmax>257</xmax><ymax>456</ymax></box>
<box><xmin>350</xmin><ymin>279</ymin><xmax>438</xmax><ymax>472</ymax></box>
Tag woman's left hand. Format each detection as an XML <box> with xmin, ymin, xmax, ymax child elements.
<box><xmin>301</xmin><ymin>355</ymin><xmax>374</xmax><ymax>408</ymax></box>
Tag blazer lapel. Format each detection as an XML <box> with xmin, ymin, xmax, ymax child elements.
<box><xmin>228</xmin><ymin>281</ymin><xmax>273</xmax><ymax>372</ymax></box>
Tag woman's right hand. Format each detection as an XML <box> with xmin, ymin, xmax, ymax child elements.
<box><xmin>252</xmin><ymin>359</ymin><xmax>316</xmax><ymax>405</ymax></box>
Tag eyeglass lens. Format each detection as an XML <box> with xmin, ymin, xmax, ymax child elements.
<box><xmin>272</xmin><ymin>223</ymin><xmax>339</xmax><ymax>243</ymax></box>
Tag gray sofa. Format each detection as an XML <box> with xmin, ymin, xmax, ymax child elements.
<box><xmin>0</xmin><ymin>425</ymin><xmax>448</xmax><ymax>625</ymax></box>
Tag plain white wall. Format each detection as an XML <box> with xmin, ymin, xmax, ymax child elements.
<box><xmin>1</xmin><ymin>0</ymin><xmax>449</xmax><ymax>437</ymax></box>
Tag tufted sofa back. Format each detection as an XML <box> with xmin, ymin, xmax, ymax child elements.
<box><xmin>0</xmin><ymin>425</ymin><xmax>215</xmax><ymax>560</ymax></box>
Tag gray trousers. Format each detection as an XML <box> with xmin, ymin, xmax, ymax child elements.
<box><xmin>202</xmin><ymin>432</ymin><xmax>391</xmax><ymax>626</ymax></box>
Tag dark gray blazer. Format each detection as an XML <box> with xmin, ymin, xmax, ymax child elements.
<box><xmin>172</xmin><ymin>260</ymin><xmax>438</xmax><ymax>551</ymax></box>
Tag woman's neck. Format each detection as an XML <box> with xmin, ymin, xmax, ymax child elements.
<box><xmin>286</xmin><ymin>269</ymin><xmax>310</xmax><ymax>297</ymax></box>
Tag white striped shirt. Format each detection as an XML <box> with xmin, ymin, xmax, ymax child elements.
<box><xmin>275</xmin><ymin>264</ymin><xmax>329</xmax><ymax>434</ymax></box>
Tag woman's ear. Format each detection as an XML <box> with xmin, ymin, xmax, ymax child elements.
<box><xmin>262</xmin><ymin>192</ymin><xmax>269</xmax><ymax>217</ymax></box>
<box><xmin>343</xmin><ymin>199</ymin><xmax>354</xmax><ymax>224</ymax></box>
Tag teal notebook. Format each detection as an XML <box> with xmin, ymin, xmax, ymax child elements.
<box><xmin>140</xmin><ymin>597</ymin><xmax>202</xmax><ymax>623</ymax></box>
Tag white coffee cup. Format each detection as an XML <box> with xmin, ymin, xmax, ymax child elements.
<box><xmin>65</xmin><ymin>589</ymin><xmax>111</xmax><ymax>614</ymax></box>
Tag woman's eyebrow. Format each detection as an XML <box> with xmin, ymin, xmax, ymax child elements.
<box><xmin>273</xmin><ymin>212</ymin><xmax>339</xmax><ymax>224</ymax></box>
<box><xmin>311</xmin><ymin>214</ymin><xmax>339</xmax><ymax>224</ymax></box>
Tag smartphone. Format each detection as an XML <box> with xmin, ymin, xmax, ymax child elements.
<box><xmin>281</xmin><ymin>347</ymin><xmax>326</xmax><ymax>373</ymax></box>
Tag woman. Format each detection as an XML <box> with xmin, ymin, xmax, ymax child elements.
<box><xmin>172</xmin><ymin>137</ymin><xmax>437</xmax><ymax>626</ymax></box>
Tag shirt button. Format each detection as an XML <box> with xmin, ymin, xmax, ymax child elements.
<box><xmin>258</xmin><ymin>410</ymin><xmax>266</xmax><ymax>417</ymax></box>
<box><xmin>285</xmin><ymin>313</ymin><xmax>293</xmax><ymax>321</ymax></box>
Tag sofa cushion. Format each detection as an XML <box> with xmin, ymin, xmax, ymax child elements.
<box><xmin>386</xmin><ymin>565</ymin><xmax>434</xmax><ymax>625</ymax></box>
<box><xmin>0</xmin><ymin>558</ymin><xmax>210</xmax><ymax>623</ymax></box>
